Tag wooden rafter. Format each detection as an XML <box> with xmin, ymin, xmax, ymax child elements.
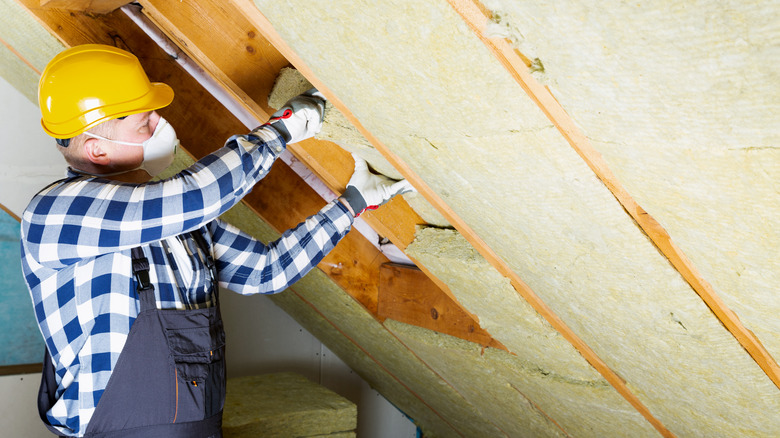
<box><xmin>379</xmin><ymin>263</ymin><xmax>504</xmax><ymax>349</ymax></box>
<box><xmin>445</xmin><ymin>0</ymin><xmax>780</xmax><ymax>392</ymax></box>
<box><xmin>229</xmin><ymin>1</ymin><xmax>674</xmax><ymax>436</ymax></box>
<box><xmin>135</xmin><ymin>0</ymin><xmax>504</xmax><ymax>349</ymax></box>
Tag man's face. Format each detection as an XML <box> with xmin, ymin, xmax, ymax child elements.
<box><xmin>115</xmin><ymin>111</ymin><xmax>161</xmax><ymax>144</ymax></box>
<box><xmin>100</xmin><ymin>111</ymin><xmax>161</xmax><ymax>170</ymax></box>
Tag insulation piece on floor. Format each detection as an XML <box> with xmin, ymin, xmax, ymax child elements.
<box><xmin>223</xmin><ymin>373</ymin><xmax>356</xmax><ymax>438</ymax></box>
<box><xmin>270</xmin><ymin>269</ymin><xmax>511</xmax><ymax>438</ymax></box>
<box><xmin>406</xmin><ymin>227</ymin><xmax>657</xmax><ymax>437</ymax></box>
<box><xmin>269</xmin><ymin>291</ymin><xmax>458</xmax><ymax>438</ymax></box>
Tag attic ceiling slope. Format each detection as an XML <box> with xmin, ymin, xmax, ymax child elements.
<box><xmin>225</xmin><ymin>7</ymin><xmax>667</xmax><ymax>434</ymax></box>
<box><xmin>5</xmin><ymin>2</ymin><xmax>530</xmax><ymax>435</ymax></box>
<box><xmin>471</xmin><ymin>0</ymin><xmax>780</xmax><ymax>389</ymax></box>
<box><xmin>249</xmin><ymin>0</ymin><xmax>780</xmax><ymax>436</ymax></box>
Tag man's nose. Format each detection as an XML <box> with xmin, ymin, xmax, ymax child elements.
<box><xmin>148</xmin><ymin>111</ymin><xmax>161</xmax><ymax>133</ymax></box>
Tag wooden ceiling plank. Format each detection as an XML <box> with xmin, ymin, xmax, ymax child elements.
<box><xmin>445</xmin><ymin>0</ymin><xmax>780</xmax><ymax>393</ymax></box>
<box><xmin>140</xmin><ymin>0</ymin><xmax>427</xmax><ymax>253</ymax></box>
<box><xmin>136</xmin><ymin>0</ymin><xmax>281</xmax><ymax>120</ymax></box>
<box><xmin>39</xmin><ymin>0</ymin><xmax>131</xmax><ymax>14</ymax></box>
<box><xmin>240</xmin><ymin>158</ymin><xmax>386</xmax><ymax>315</ymax></box>
<box><xmin>232</xmin><ymin>1</ymin><xmax>676</xmax><ymax>436</ymax></box>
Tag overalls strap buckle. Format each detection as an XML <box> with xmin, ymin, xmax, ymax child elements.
<box><xmin>131</xmin><ymin>247</ymin><xmax>153</xmax><ymax>292</ymax></box>
<box><xmin>190</xmin><ymin>230</ymin><xmax>218</xmax><ymax>284</ymax></box>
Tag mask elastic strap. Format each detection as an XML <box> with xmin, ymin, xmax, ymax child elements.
<box><xmin>82</xmin><ymin>132</ymin><xmax>144</xmax><ymax>147</ymax></box>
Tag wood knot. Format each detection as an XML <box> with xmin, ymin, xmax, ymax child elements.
<box><xmin>430</xmin><ymin>307</ymin><xmax>439</xmax><ymax>320</ymax></box>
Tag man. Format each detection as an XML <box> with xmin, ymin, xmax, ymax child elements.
<box><xmin>22</xmin><ymin>44</ymin><xmax>412</xmax><ymax>437</ymax></box>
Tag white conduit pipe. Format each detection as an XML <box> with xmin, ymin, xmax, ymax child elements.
<box><xmin>121</xmin><ymin>4</ymin><xmax>412</xmax><ymax>265</ymax></box>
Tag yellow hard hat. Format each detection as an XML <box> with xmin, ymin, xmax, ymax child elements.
<box><xmin>38</xmin><ymin>44</ymin><xmax>174</xmax><ymax>139</ymax></box>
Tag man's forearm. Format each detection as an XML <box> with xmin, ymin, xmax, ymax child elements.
<box><xmin>22</xmin><ymin>126</ymin><xmax>287</xmax><ymax>266</ymax></box>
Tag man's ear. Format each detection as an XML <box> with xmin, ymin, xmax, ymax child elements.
<box><xmin>83</xmin><ymin>137</ymin><xmax>111</xmax><ymax>166</ymax></box>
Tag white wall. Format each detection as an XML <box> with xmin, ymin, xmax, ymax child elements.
<box><xmin>0</xmin><ymin>76</ymin><xmax>66</xmax><ymax>217</ymax></box>
<box><xmin>0</xmin><ymin>76</ymin><xmax>416</xmax><ymax>437</ymax></box>
<box><xmin>0</xmin><ymin>373</ymin><xmax>51</xmax><ymax>437</ymax></box>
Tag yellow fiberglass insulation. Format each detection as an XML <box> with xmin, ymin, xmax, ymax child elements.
<box><xmin>254</xmin><ymin>0</ymin><xmax>780</xmax><ymax>436</ymax></box>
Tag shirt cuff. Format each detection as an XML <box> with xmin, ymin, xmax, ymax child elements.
<box><xmin>253</xmin><ymin>125</ymin><xmax>287</xmax><ymax>148</ymax></box>
<box><xmin>321</xmin><ymin>199</ymin><xmax>354</xmax><ymax>234</ymax></box>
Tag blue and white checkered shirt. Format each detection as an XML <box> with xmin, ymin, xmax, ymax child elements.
<box><xmin>20</xmin><ymin>127</ymin><xmax>353</xmax><ymax>436</ymax></box>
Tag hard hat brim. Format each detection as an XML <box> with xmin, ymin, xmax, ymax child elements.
<box><xmin>42</xmin><ymin>81</ymin><xmax>175</xmax><ymax>139</ymax></box>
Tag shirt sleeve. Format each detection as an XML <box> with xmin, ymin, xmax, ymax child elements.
<box><xmin>209</xmin><ymin>200</ymin><xmax>354</xmax><ymax>295</ymax></box>
<box><xmin>21</xmin><ymin>127</ymin><xmax>286</xmax><ymax>268</ymax></box>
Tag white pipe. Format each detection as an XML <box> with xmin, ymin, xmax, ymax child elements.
<box><xmin>121</xmin><ymin>4</ymin><xmax>413</xmax><ymax>265</ymax></box>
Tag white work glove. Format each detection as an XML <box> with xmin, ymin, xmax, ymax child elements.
<box><xmin>340</xmin><ymin>154</ymin><xmax>416</xmax><ymax>217</ymax></box>
<box><xmin>265</xmin><ymin>88</ymin><xmax>326</xmax><ymax>144</ymax></box>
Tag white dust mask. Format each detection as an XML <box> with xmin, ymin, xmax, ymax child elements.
<box><xmin>84</xmin><ymin>117</ymin><xmax>179</xmax><ymax>178</ymax></box>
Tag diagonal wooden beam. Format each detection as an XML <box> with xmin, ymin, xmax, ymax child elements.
<box><xmin>230</xmin><ymin>1</ymin><xmax>675</xmax><ymax>436</ymax></box>
<box><xmin>378</xmin><ymin>263</ymin><xmax>503</xmax><ymax>349</ymax></box>
<box><xmin>136</xmin><ymin>0</ymin><xmax>505</xmax><ymax>349</ymax></box>
<box><xmin>0</xmin><ymin>203</ymin><xmax>21</xmax><ymax>222</ymax></box>
<box><xmin>444</xmin><ymin>0</ymin><xmax>780</xmax><ymax>393</ymax></box>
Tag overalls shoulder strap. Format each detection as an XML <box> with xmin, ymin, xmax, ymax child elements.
<box><xmin>130</xmin><ymin>246</ymin><xmax>156</xmax><ymax>312</ymax></box>
<box><xmin>190</xmin><ymin>229</ymin><xmax>218</xmax><ymax>288</ymax></box>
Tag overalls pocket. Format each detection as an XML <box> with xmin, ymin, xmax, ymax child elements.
<box><xmin>167</xmin><ymin>323</ymin><xmax>226</xmax><ymax>422</ymax></box>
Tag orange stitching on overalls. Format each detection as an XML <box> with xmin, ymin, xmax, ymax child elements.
<box><xmin>173</xmin><ymin>368</ymin><xmax>179</xmax><ymax>423</ymax></box>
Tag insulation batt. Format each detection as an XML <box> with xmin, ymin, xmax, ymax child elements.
<box><xmin>254</xmin><ymin>0</ymin><xmax>780</xmax><ymax>436</ymax></box>
<box><xmin>0</xmin><ymin>0</ymin><xmax>64</xmax><ymax>102</ymax></box>
<box><xmin>406</xmin><ymin>227</ymin><xmax>657</xmax><ymax>437</ymax></box>
<box><xmin>483</xmin><ymin>0</ymin><xmax>780</xmax><ymax>371</ymax></box>
<box><xmin>267</xmin><ymin>270</ymin><xmax>511</xmax><ymax>437</ymax></box>
<box><xmin>268</xmin><ymin>67</ymin><xmax>451</xmax><ymax>227</ymax></box>
<box><xmin>222</xmin><ymin>373</ymin><xmax>356</xmax><ymax>437</ymax></box>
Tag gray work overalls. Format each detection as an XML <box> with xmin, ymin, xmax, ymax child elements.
<box><xmin>38</xmin><ymin>231</ymin><xmax>226</xmax><ymax>437</ymax></box>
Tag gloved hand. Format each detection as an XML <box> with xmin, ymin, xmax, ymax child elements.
<box><xmin>340</xmin><ymin>154</ymin><xmax>416</xmax><ymax>217</ymax></box>
<box><xmin>265</xmin><ymin>88</ymin><xmax>326</xmax><ymax>144</ymax></box>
